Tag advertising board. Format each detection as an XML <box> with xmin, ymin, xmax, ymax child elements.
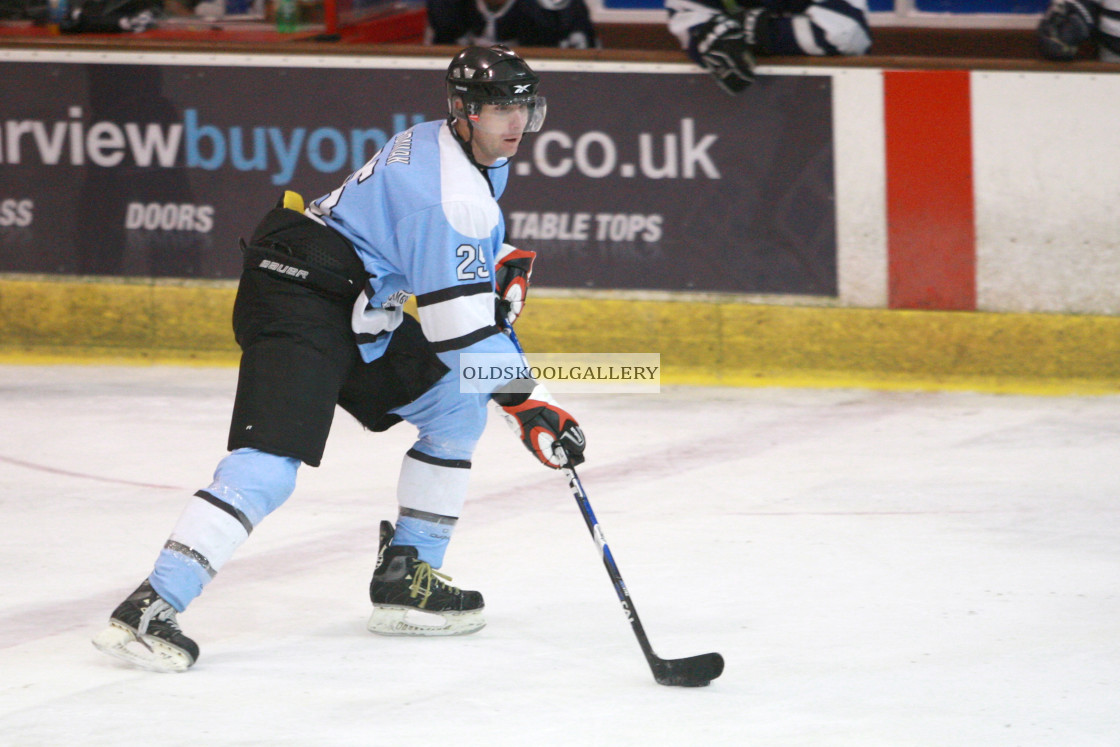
<box><xmin>0</xmin><ymin>52</ymin><xmax>837</xmax><ymax>296</ymax></box>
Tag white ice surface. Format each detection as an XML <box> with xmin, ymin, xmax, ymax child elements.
<box><xmin>1</xmin><ymin>365</ymin><xmax>1118</xmax><ymax>746</ymax></box>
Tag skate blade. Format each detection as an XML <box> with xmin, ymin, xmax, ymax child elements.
<box><xmin>91</xmin><ymin>622</ymin><xmax>194</xmax><ymax>673</ymax></box>
<box><xmin>367</xmin><ymin>605</ymin><xmax>486</xmax><ymax>637</ymax></box>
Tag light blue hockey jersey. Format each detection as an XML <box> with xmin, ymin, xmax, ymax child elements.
<box><xmin>309</xmin><ymin>119</ymin><xmax>523</xmax><ymax>393</ymax></box>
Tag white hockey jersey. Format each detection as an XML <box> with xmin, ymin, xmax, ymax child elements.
<box><xmin>667</xmin><ymin>0</ymin><xmax>871</xmax><ymax>57</ymax></box>
<box><xmin>1088</xmin><ymin>0</ymin><xmax>1120</xmax><ymax>59</ymax></box>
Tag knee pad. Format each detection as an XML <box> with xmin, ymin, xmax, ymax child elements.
<box><xmin>399</xmin><ymin>387</ymin><xmax>489</xmax><ymax>462</ymax></box>
<box><xmin>206</xmin><ymin>448</ymin><xmax>300</xmax><ymax>525</ymax></box>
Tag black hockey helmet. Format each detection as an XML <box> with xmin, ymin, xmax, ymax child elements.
<box><xmin>445</xmin><ymin>45</ymin><xmax>547</xmax><ymax>133</ymax></box>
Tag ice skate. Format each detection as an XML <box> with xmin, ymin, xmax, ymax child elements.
<box><xmin>367</xmin><ymin>521</ymin><xmax>485</xmax><ymax>636</ymax></box>
<box><xmin>92</xmin><ymin>580</ymin><xmax>198</xmax><ymax>673</ymax></box>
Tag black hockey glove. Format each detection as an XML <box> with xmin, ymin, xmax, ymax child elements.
<box><xmin>494</xmin><ymin>243</ymin><xmax>536</xmax><ymax>327</ymax></box>
<box><xmin>738</xmin><ymin>7</ymin><xmax>776</xmax><ymax>51</ymax></box>
<box><xmin>495</xmin><ymin>382</ymin><xmax>586</xmax><ymax>469</ymax></box>
<box><xmin>1038</xmin><ymin>0</ymin><xmax>1096</xmax><ymax>60</ymax></box>
<box><xmin>691</xmin><ymin>13</ymin><xmax>757</xmax><ymax>94</ymax></box>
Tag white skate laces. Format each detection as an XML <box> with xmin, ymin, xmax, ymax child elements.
<box><xmin>137</xmin><ymin>598</ymin><xmax>180</xmax><ymax>636</ymax></box>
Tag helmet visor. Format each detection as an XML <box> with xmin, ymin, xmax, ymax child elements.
<box><xmin>466</xmin><ymin>96</ymin><xmax>547</xmax><ymax>135</ymax></box>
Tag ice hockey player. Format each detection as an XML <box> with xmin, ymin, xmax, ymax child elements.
<box><xmin>1037</xmin><ymin>0</ymin><xmax>1120</xmax><ymax>62</ymax></box>
<box><xmin>92</xmin><ymin>45</ymin><xmax>586</xmax><ymax>673</ymax></box>
<box><xmin>666</xmin><ymin>0</ymin><xmax>872</xmax><ymax>94</ymax></box>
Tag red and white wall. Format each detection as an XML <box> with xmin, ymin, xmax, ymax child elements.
<box><xmin>812</xmin><ymin>64</ymin><xmax>1120</xmax><ymax>316</ymax></box>
<box><xmin>2</xmin><ymin>50</ymin><xmax>1115</xmax><ymax>317</ymax></box>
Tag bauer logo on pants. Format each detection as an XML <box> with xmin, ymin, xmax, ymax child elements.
<box><xmin>258</xmin><ymin>259</ymin><xmax>310</xmax><ymax>280</ymax></box>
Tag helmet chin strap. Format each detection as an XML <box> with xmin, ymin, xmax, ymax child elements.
<box><xmin>448</xmin><ymin>114</ymin><xmax>508</xmax><ymax>195</ymax></box>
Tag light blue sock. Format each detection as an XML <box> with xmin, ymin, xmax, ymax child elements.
<box><xmin>149</xmin><ymin>448</ymin><xmax>300</xmax><ymax>611</ymax></box>
<box><xmin>150</xmin><ymin>551</ymin><xmax>207</xmax><ymax>612</ymax></box>
<box><xmin>393</xmin><ymin>510</ymin><xmax>457</xmax><ymax>568</ymax></box>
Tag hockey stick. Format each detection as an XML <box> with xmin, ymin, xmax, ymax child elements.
<box><xmin>561</xmin><ymin>462</ymin><xmax>725</xmax><ymax>687</ymax></box>
<box><xmin>503</xmin><ymin>324</ymin><xmax>724</xmax><ymax>687</ymax></box>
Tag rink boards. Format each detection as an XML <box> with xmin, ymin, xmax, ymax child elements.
<box><xmin>2</xmin><ymin>276</ymin><xmax>1118</xmax><ymax>394</ymax></box>
<box><xmin>1</xmin><ymin>48</ymin><xmax>1118</xmax><ymax>391</ymax></box>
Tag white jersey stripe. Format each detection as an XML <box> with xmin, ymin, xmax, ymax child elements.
<box><xmin>418</xmin><ymin>288</ymin><xmax>497</xmax><ymax>347</ymax></box>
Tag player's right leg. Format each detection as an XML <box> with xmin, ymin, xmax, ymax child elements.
<box><xmin>92</xmin><ymin>448</ymin><xmax>301</xmax><ymax>672</ymax></box>
<box><xmin>91</xmin><ymin>581</ymin><xmax>198</xmax><ymax>673</ymax></box>
<box><xmin>93</xmin><ymin>214</ymin><xmax>363</xmax><ymax>671</ymax></box>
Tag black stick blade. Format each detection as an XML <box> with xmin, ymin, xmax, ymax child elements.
<box><xmin>652</xmin><ymin>652</ymin><xmax>725</xmax><ymax>687</ymax></box>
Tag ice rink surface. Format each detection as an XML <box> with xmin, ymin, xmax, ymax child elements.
<box><xmin>1</xmin><ymin>364</ymin><xmax>1118</xmax><ymax>746</ymax></box>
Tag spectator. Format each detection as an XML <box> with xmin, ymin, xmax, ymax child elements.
<box><xmin>58</xmin><ymin>0</ymin><xmax>162</xmax><ymax>32</ymax></box>
<box><xmin>666</xmin><ymin>0</ymin><xmax>871</xmax><ymax>93</ymax></box>
<box><xmin>426</xmin><ymin>0</ymin><xmax>598</xmax><ymax>49</ymax></box>
<box><xmin>1038</xmin><ymin>0</ymin><xmax>1120</xmax><ymax>62</ymax></box>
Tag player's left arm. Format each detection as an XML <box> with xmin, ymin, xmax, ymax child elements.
<box><xmin>668</xmin><ymin>0</ymin><xmax>757</xmax><ymax>94</ymax></box>
<box><xmin>745</xmin><ymin>0</ymin><xmax>871</xmax><ymax>56</ymax></box>
<box><xmin>668</xmin><ymin>0</ymin><xmax>870</xmax><ymax>77</ymax></box>
<box><xmin>493</xmin><ymin>379</ymin><xmax>586</xmax><ymax>469</ymax></box>
<box><xmin>399</xmin><ymin>208</ymin><xmax>586</xmax><ymax>468</ymax></box>
<box><xmin>1038</xmin><ymin>0</ymin><xmax>1101</xmax><ymax>59</ymax></box>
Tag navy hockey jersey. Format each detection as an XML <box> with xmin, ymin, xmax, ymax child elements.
<box><xmin>426</xmin><ymin>0</ymin><xmax>598</xmax><ymax>49</ymax></box>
